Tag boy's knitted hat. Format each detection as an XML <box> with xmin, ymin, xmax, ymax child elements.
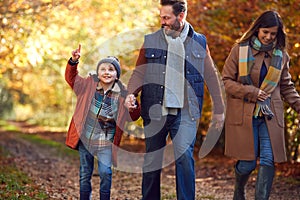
<box><xmin>96</xmin><ymin>56</ymin><xmax>121</xmax><ymax>79</ymax></box>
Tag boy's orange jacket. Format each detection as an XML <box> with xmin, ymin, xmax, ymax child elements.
<box><xmin>65</xmin><ymin>61</ymin><xmax>140</xmax><ymax>166</ymax></box>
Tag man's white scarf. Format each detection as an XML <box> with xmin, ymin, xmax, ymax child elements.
<box><xmin>163</xmin><ymin>22</ymin><xmax>189</xmax><ymax>113</ymax></box>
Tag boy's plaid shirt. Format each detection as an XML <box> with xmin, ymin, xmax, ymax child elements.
<box><xmin>81</xmin><ymin>86</ymin><xmax>121</xmax><ymax>151</ymax></box>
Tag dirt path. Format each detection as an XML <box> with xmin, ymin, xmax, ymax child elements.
<box><xmin>0</xmin><ymin>122</ymin><xmax>299</xmax><ymax>199</ymax></box>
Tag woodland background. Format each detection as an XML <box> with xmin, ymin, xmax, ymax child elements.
<box><xmin>0</xmin><ymin>0</ymin><xmax>299</xmax><ymax>161</ymax></box>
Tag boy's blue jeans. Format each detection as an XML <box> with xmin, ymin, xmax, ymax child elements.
<box><xmin>142</xmin><ymin>108</ymin><xmax>197</xmax><ymax>200</ymax></box>
<box><xmin>236</xmin><ymin>117</ymin><xmax>274</xmax><ymax>175</ymax></box>
<box><xmin>78</xmin><ymin>140</ymin><xmax>112</xmax><ymax>199</ymax></box>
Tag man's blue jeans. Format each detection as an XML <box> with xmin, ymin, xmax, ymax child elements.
<box><xmin>78</xmin><ymin>140</ymin><xmax>112</xmax><ymax>200</ymax></box>
<box><xmin>142</xmin><ymin>108</ymin><xmax>197</xmax><ymax>200</ymax></box>
<box><xmin>236</xmin><ymin>117</ymin><xmax>274</xmax><ymax>175</ymax></box>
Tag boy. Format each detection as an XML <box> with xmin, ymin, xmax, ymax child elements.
<box><xmin>65</xmin><ymin>45</ymin><xmax>139</xmax><ymax>200</ymax></box>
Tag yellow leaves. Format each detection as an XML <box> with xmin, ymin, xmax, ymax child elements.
<box><xmin>14</xmin><ymin>104</ymin><xmax>33</xmax><ymax>121</ymax></box>
<box><xmin>2</xmin><ymin>17</ymin><xmax>8</xmax><ymax>25</ymax></box>
<box><xmin>41</xmin><ymin>0</ymin><xmax>53</xmax><ymax>3</ymax></box>
<box><xmin>0</xmin><ymin>2</ymin><xmax>172</xmax><ymax>122</ymax></box>
<box><xmin>0</xmin><ymin>0</ymin><xmax>154</xmax><ymax>123</ymax></box>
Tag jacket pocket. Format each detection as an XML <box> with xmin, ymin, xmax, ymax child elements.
<box><xmin>145</xmin><ymin>48</ymin><xmax>163</xmax><ymax>58</ymax></box>
<box><xmin>191</xmin><ymin>49</ymin><xmax>206</xmax><ymax>59</ymax></box>
<box><xmin>145</xmin><ymin>48</ymin><xmax>164</xmax><ymax>75</ymax></box>
<box><xmin>226</xmin><ymin>97</ymin><xmax>244</xmax><ymax>125</ymax></box>
<box><xmin>272</xmin><ymin>99</ymin><xmax>284</xmax><ymax>128</ymax></box>
<box><xmin>187</xmin><ymin>50</ymin><xmax>206</xmax><ymax>75</ymax></box>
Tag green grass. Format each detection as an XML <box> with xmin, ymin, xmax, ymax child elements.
<box><xmin>0</xmin><ymin>119</ymin><xmax>77</xmax><ymax>158</ymax></box>
<box><xmin>0</xmin><ymin>147</ymin><xmax>48</xmax><ymax>199</ymax></box>
<box><xmin>0</xmin><ymin>120</ymin><xmax>20</xmax><ymax>132</ymax></box>
<box><xmin>19</xmin><ymin>134</ymin><xmax>78</xmax><ymax>158</ymax></box>
<box><xmin>0</xmin><ymin>120</ymin><xmax>78</xmax><ymax>199</ymax></box>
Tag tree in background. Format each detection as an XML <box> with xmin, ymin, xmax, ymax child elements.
<box><xmin>0</xmin><ymin>0</ymin><xmax>299</xmax><ymax>161</ymax></box>
<box><xmin>0</xmin><ymin>0</ymin><xmax>158</xmax><ymax>126</ymax></box>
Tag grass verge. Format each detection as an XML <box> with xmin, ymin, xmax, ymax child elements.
<box><xmin>20</xmin><ymin>134</ymin><xmax>78</xmax><ymax>158</ymax></box>
<box><xmin>0</xmin><ymin>147</ymin><xmax>49</xmax><ymax>199</ymax></box>
<box><xmin>0</xmin><ymin>120</ymin><xmax>78</xmax><ymax>199</ymax></box>
<box><xmin>0</xmin><ymin>119</ymin><xmax>77</xmax><ymax>159</ymax></box>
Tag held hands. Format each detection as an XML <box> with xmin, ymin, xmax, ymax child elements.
<box><xmin>71</xmin><ymin>44</ymin><xmax>81</xmax><ymax>62</ymax></box>
<box><xmin>125</xmin><ymin>94</ymin><xmax>137</xmax><ymax>112</ymax></box>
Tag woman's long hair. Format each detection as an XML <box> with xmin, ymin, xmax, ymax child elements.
<box><xmin>237</xmin><ymin>10</ymin><xmax>287</xmax><ymax>50</ymax></box>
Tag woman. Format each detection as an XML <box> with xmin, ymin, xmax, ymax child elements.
<box><xmin>222</xmin><ymin>10</ymin><xmax>300</xmax><ymax>200</ymax></box>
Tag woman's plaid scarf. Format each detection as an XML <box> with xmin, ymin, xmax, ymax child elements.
<box><xmin>239</xmin><ymin>36</ymin><xmax>283</xmax><ymax>119</ymax></box>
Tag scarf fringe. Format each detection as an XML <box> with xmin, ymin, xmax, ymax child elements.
<box><xmin>254</xmin><ymin>99</ymin><xmax>274</xmax><ymax>120</ymax></box>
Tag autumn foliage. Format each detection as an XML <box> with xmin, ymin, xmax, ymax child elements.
<box><xmin>0</xmin><ymin>0</ymin><xmax>299</xmax><ymax>161</ymax></box>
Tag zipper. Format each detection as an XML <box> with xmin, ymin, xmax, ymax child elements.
<box><xmin>87</xmin><ymin>90</ymin><xmax>109</xmax><ymax>150</ymax></box>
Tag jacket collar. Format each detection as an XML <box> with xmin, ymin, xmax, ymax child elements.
<box><xmin>252</xmin><ymin>48</ymin><xmax>273</xmax><ymax>58</ymax></box>
<box><xmin>187</xmin><ymin>22</ymin><xmax>195</xmax><ymax>38</ymax></box>
<box><xmin>96</xmin><ymin>81</ymin><xmax>121</xmax><ymax>93</ymax></box>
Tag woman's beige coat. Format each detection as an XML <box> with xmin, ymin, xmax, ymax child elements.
<box><xmin>222</xmin><ymin>44</ymin><xmax>300</xmax><ymax>163</ymax></box>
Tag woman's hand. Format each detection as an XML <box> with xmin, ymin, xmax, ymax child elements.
<box><xmin>71</xmin><ymin>44</ymin><xmax>81</xmax><ymax>61</ymax></box>
<box><xmin>257</xmin><ymin>89</ymin><xmax>269</xmax><ymax>102</ymax></box>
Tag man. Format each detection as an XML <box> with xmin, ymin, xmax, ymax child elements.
<box><xmin>125</xmin><ymin>0</ymin><xmax>225</xmax><ymax>199</ymax></box>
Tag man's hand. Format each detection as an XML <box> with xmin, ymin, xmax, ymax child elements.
<box><xmin>125</xmin><ymin>94</ymin><xmax>137</xmax><ymax>112</ymax></box>
<box><xmin>71</xmin><ymin>44</ymin><xmax>81</xmax><ymax>61</ymax></box>
<box><xmin>212</xmin><ymin>113</ymin><xmax>225</xmax><ymax>131</ymax></box>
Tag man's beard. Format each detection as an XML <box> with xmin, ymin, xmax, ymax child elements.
<box><xmin>163</xmin><ymin>19</ymin><xmax>181</xmax><ymax>38</ymax></box>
